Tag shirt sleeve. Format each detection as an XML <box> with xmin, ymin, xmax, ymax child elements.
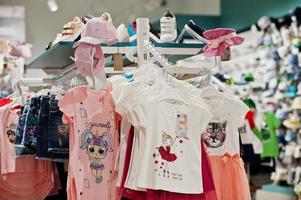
<box><xmin>58</xmin><ymin>89</ymin><xmax>75</xmax><ymax>121</ymax></box>
<box><xmin>234</xmin><ymin>99</ymin><xmax>250</xmax><ymax>128</ymax></box>
<box><xmin>127</xmin><ymin>102</ymin><xmax>149</xmax><ymax>129</ymax></box>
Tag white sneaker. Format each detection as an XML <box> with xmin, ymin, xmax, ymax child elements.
<box><xmin>160</xmin><ymin>10</ymin><xmax>177</xmax><ymax>42</ymax></box>
<box><xmin>117</xmin><ymin>24</ymin><xmax>129</xmax><ymax>42</ymax></box>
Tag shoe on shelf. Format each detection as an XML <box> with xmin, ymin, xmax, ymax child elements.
<box><xmin>160</xmin><ymin>10</ymin><xmax>177</xmax><ymax>42</ymax></box>
<box><xmin>176</xmin><ymin>20</ymin><xmax>207</xmax><ymax>43</ymax></box>
<box><xmin>61</xmin><ymin>16</ymin><xmax>85</xmax><ymax>41</ymax></box>
<box><xmin>117</xmin><ymin>24</ymin><xmax>129</xmax><ymax>42</ymax></box>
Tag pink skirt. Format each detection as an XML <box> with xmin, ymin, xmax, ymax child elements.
<box><xmin>209</xmin><ymin>153</ymin><xmax>251</xmax><ymax>200</ymax></box>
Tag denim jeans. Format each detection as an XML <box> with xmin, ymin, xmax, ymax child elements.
<box><xmin>15</xmin><ymin>98</ymin><xmax>36</xmax><ymax>156</ymax></box>
<box><xmin>36</xmin><ymin>95</ymin><xmax>50</xmax><ymax>159</ymax></box>
<box><xmin>48</xmin><ymin>96</ymin><xmax>69</xmax><ymax>153</ymax></box>
<box><xmin>36</xmin><ymin>95</ymin><xmax>69</xmax><ymax>162</ymax></box>
<box><xmin>23</xmin><ymin>96</ymin><xmax>40</xmax><ymax>149</ymax></box>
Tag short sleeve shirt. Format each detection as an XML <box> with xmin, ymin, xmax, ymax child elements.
<box><xmin>59</xmin><ymin>86</ymin><xmax>119</xmax><ymax>200</ymax></box>
<box><xmin>127</xmin><ymin>99</ymin><xmax>212</xmax><ymax>194</ymax></box>
<box><xmin>201</xmin><ymin>89</ymin><xmax>249</xmax><ymax>156</ymax></box>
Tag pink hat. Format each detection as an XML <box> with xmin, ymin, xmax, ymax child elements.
<box><xmin>74</xmin><ymin>43</ymin><xmax>105</xmax><ymax>77</ymax></box>
<box><xmin>202</xmin><ymin>28</ymin><xmax>244</xmax><ymax>57</ymax></box>
<box><xmin>73</xmin><ymin>17</ymin><xmax>118</xmax><ymax>48</ymax></box>
<box><xmin>9</xmin><ymin>42</ymin><xmax>32</xmax><ymax>58</ymax></box>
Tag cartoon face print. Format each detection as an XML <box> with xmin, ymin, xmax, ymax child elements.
<box><xmin>202</xmin><ymin>121</ymin><xmax>227</xmax><ymax>148</ymax></box>
<box><xmin>6</xmin><ymin>123</ymin><xmax>17</xmax><ymax>143</ymax></box>
<box><xmin>87</xmin><ymin>144</ymin><xmax>107</xmax><ymax>159</ymax></box>
<box><xmin>162</xmin><ymin>132</ymin><xmax>174</xmax><ymax>146</ymax></box>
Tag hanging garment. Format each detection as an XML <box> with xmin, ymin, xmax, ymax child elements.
<box><xmin>200</xmin><ymin>85</ymin><xmax>249</xmax><ymax>156</ymax></box>
<box><xmin>209</xmin><ymin>154</ymin><xmax>251</xmax><ymax>200</ymax></box>
<box><xmin>119</xmin><ymin>126</ymin><xmax>217</xmax><ymax>200</ymax></box>
<box><xmin>198</xmin><ymin>85</ymin><xmax>251</xmax><ymax>200</ymax></box>
<box><xmin>252</xmin><ymin>112</ymin><xmax>280</xmax><ymax>158</ymax></box>
<box><xmin>0</xmin><ymin>99</ymin><xmax>54</xmax><ymax>200</ymax></box>
<box><xmin>59</xmin><ymin>85</ymin><xmax>119</xmax><ymax>200</ymax></box>
<box><xmin>109</xmin><ymin>63</ymin><xmax>214</xmax><ymax>194</ymax></box>
<box><xmin>36</xmin><ymin>94</ymin><xmax>69</xmax><ymax>161</ymax></box>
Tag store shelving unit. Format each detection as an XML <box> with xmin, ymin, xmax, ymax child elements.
<box><xmin>27</xmin><ymin>26</ymin><xmax>204</xmax><ymax>72</ymax></box>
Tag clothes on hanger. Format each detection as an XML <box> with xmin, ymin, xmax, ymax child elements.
<box><xmin>0</xmin><ymin>97</ymin><xmax>55</xmax><ymax>200</ymax></box>
<box><xmin>59</xmin><ymin>85</ymin><xmax>119</xmax><ymax>200</ymax></box>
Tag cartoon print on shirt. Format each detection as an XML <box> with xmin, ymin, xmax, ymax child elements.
<box><xmin>80</xmin><ymin>129</ymin><xmax>113</xmax><ymax>183</ymax></box>
<box><xmin>6</xmin><ymin>123</ymin><xmax>17</xmax><ymax>143</ymax></box>
<box><xmin>202</xmin><ymin>121</ymin><xmax>227</xmax><ymax>148</ymax></box>
<box><xmin>156</xmin><ymin>131</ymin><xmax>178</xmax><ymax>178</ymax></box>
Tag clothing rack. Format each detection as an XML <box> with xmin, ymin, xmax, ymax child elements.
<box><xmin>142</xmin><ymin>33</ymin><xmax>228</xmax><ymax>91</ymax></box>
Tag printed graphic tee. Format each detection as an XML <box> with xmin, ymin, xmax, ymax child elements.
<box><xmin>200</xmin><ymin>86</ymin><xmax>249</xmax><ymax>156</ymax></box>
<box><xmin>127</xmin><ymin>99</ymin><xmax>212</xmax><ymax>193</ymax></box>
<box><xmin>59</xmin><ymin>85</ymin><xmax>119</xmax><ymax>200</ymax></box>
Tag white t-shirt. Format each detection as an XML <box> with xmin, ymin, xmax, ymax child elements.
<box><xmin>128</xmin><ymin>99</ymin><xmax>212</xmax><ymax>193</ymax></box>
<box><xmin>200</xmin><ymin>86</ymin><xmax>249</xmax><ymax>156</ymax></box>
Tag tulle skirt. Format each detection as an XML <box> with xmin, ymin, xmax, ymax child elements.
<box><xmin>209</xmin><ymin>153</ymin><xmax>251</xmax><ymax>200</ymax></box>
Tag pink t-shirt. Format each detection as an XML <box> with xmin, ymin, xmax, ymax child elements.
<box><xmin>0</xmin><ymin>101</ymin><xmax>54</xmax><ymax>200</ymax></box>
<box><xmin>59</xmin><ymin>85</ymin><xmax>119</xmax><ymax>200</ymax></box>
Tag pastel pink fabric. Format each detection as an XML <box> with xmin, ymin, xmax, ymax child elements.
<box><xmin>209</xmin><ymin>154</ymin><xmax>251</xmax><ymax>200</ymax></box>
<box><xmin>9</xmin><ymin>43</ymin><xmax>32</xmax><ymax>58</ymax></box>
<box><xmin>74</xmin><ymin>17</ymin><xmax>118</xmax><ymax>47</ymax></box>
<box><xmin>119</xmin><ymin>127</ymin><xmax>217</xmax><ymax>200</ymax></box>
<box><xmin>59</xmin><ymin>85</ymin><xmax>119</xmax><ymax>200</ymax></box>
<box><xmin>74</xmin><ymin>43</ymin><xmax>105</xmax><ymax>77</ymax></box>
<box><xmin>203</xmin><ymin>28</ymin><xmax>244</xmax><ymax>57</ymax></box>
<box><xmin>0</xmin><ymin>102</ymin><xmax>54</xmax><ymax>200</ymax></box>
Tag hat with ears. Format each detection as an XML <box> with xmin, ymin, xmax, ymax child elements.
<box><xmin>73</xmin><ymin>17</ymin><xmax>118</xmax><ymax>48</ymax></box>
<box><xmin>292</xmin><ymin>97</ymin><xmax>301</xmax><ymax>110</ymax></box>
<box><xmin>283</xmin><ymin>114</ymin><xmax>301</xmax><ymax>129</ymax></box>
<box><xmin>202</xmin><ymin>28</ymin><xmax>244</xmax><ymax>57</ymax></box>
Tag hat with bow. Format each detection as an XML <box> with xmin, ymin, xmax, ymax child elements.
<box><xmin>202</xmin><ymin>28</ymin><xmax>244</xmax><ymax>57</ymax></box>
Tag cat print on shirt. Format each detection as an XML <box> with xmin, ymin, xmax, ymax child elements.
<box><xmin>80</xmin><ymin>129</ymin><xmax>113</xmax><ymax>183</ymax></box>
<box><xmin>202</xmin><ymin>121</ymin><xmax>227</xmax><ymax>148</ymax></box>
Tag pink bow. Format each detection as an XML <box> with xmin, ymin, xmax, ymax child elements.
<box><xmin>222</xmin><ymin>153</ymin><xmax>240</xmax><ymax>166</ymax></box>
<box><xmin>207</xmin><ymin>32</ymin><xmax>237</xmax><ymax>49</ymax></box>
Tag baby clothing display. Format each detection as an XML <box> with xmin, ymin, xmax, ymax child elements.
<box><xmin>0</xmin><ymin>8</ymin><xmax>258</xmax><ymax>200</ymax></box>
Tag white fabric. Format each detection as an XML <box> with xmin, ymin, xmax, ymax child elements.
<box><xmin>200</xmin><ymin>85</ymin><xmax>249</xmax><ymax>156</ymax></box>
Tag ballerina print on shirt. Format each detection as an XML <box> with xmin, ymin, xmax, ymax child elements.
<box><xmin>80</xmin><ymin>129</ymin><xmax>113</xmax><ymax>183</ymax></box>
<box><xmin>154</xmin><ymin>131</ymin><xmax>180</xmax><ymax>178</ymax></box>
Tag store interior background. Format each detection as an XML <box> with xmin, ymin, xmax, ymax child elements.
<box><xmin>1</xmin><ymin>0</ymin><xmax>301</xmax><ymax>199</ymax></box>
<box><xmin>0</xmin><ymin>0</ymin><xmax>299</xmax><ymax>60</ymax></box>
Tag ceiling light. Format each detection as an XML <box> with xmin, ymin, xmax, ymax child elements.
<box><xmin>47</xmin><ymin>0</ymin><xmax>58</xmax><ymax>12</ymax></box>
